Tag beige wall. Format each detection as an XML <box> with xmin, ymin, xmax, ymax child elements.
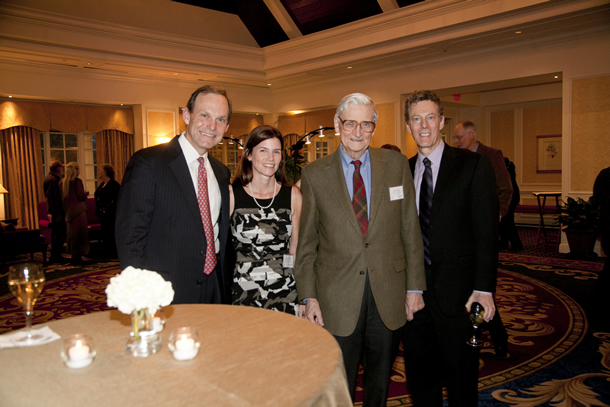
<box><xmin>490</xmin><ymin>110</ymin><xmax>514</xmax><ymax>162</ymax></box>
<box><xmin>522</xmin><ymin>105</ymin><xmax>562</xmax><ymax>186</ymax></box>
<box><xmin>371</xmin><ymin>103</ymin><xmax>396</xmax><ymax>149</ymax></box>
<box><xmin>278</xmin><ymin>103</ymin><xmax>398</xmax><ymax>153</ymax></box>
<box><xmin>571</xmin><ymin>75</ymin><xmax>610</xmax><ymax>192</ymax></box>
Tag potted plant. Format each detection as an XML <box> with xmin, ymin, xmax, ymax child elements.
<box><xmin>555</xmin><ymin>196</ymin><xmax>599</xmax><ymax>256</ymax></box>
<box><xmin>285</xmin><ymin>140</ymin><xmax>306</xmax><ymax>185</ymax></box>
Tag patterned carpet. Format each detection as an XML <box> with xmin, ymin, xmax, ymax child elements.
<box><xmin>1</xmin><ymin>227</ymin><xmax>609</xmax><ymax>406</ymax></box>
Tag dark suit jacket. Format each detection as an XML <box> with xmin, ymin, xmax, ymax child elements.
<box><xmin>476</xmin><ymin>143</ymin><xmax>513</xmax><ymax>218</ymax></box>
<box><xmin>116</xmin><ymin>136</ymin><xmax>232</xmax><ymax>304</ymax></box>
<box><xmin>296</xmin><ymin>148</ymin><xmax>426</xmax><ymax>337</ymax></box>
<box><xmin>409</xmin><ymin>145</ymin><xmax>499</xmax><ymax>316</ymax></box>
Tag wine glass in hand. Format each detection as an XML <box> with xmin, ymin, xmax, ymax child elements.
<box><xmin>8</xmin><ymin>263</ymin><xmax>46</xmax><ymax>343</ymax></box>
<box><xmin>466</xmin><ymin>302</ymin><xmax>485</xmax><ymax>347</ymax></box>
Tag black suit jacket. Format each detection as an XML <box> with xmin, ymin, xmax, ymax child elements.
<box><xmin>409</xmin><ymin>144</ymin><xmax>499</xmax><ymax>316</ymax></box>
<box><xmin>116</xmin><ymin>136</ymin><xmax>232</xmax><ymax>304</ymax></box>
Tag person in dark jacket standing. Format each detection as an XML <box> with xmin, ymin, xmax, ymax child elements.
<box><xmin>94</xmin><ymin>164</ymin><xmax>120</xmax><ymax>259</ymax></box>
<box><xmin>43</xmin><ymin>160</ymin><xmax>67</xmax><ymax>263</ymax></box>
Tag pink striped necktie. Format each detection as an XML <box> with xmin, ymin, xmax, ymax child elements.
<box><xmin>197</xmin><ymin>157</ymin><xmax>217</xmax><ymax>275</ymax></box>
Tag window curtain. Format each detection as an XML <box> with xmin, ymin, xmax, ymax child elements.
<box><xmin>0</xmin><ymin>126</ymin><xmax>44</xmax><ymax>230</ymax></box>
<box><xmin>96</xmin><ymin>129</ymin><xmax>133</xmax><ymax>184</ymax></box>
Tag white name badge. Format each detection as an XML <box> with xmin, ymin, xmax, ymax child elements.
<box><xmin>283</xmin><ymin>254</ymin><xmax>294</xmax><ymax>268</ymax></box>
<box><xmin>389</xmin><ymin>185</ymin><xmax>404</xmax><ymax>201</ymax></box>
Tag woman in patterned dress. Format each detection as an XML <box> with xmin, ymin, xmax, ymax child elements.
<box><xmin>229</xmin><ymin>125</ymin><xmax>303</xmax><ymax>316</ymax></box>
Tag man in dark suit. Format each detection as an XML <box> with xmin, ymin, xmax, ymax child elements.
<box><xmin>402</xmin><ymin>90</ymin><xmax>499</xmax><ymax>406</ymax></box>
<box><xmin>295</xmin><ymin>93</ymin><xmax>426</xmax><ymax>406</ymax></box>
<box><xmin>44</xmin><ymin>160</ymin><xmax>68</xmax><ymax>263</ymax></box>
<box><xmin>116</xmin><ymin>85</ymin><xmax>232</xmax><ymax>304</ymax></box>
<box><xmin>454</xmin><ymin>120</ymin><xmax>513</xmax><ymax>358</ymax></box>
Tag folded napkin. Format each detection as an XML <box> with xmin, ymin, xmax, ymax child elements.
<box><xmin>0</xmin><ymin>326</ymin><xmax>61</xmax><ymax>349</ymax></box>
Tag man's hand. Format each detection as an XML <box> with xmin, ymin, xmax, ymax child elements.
<box><xmin>465</xmin><ymin>292</ymin><xmax>495</xmax><ymax>322</ymax></box>
<box><xmin>303</xmin><ymin>298</ymin><xmax>324</xmax><ymax>327</ymax></box>
<box><xmin>405</xmin><ymin>292</ymin><xmax>425</xmax><ymax>321</ymax></box>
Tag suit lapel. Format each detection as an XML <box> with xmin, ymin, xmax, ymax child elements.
<box><xmin>431</xmin><ymin>145</ymin><xmax>456</xmax><ymax>220</ymax></box>
<box><xmin>167</xmin><ymin>138</ymin><xmax>203</xmax><ymax>229</ymax></box>
<box><xmin>324</xmin><ymin>150</ymin><xmax>363</xmax><ymax>237</ymax></box>
<box><xmin>368</xmin><ymin>149</ymin><xmax>386</xmax><ymax>228</ymax></box>
<box><xmin>209</xmin><ymin>155</ymin><xmax>229</xmax><ymax>227</ymax></box>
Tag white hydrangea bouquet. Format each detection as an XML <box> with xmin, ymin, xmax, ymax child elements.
<box><xmin>106</xmin><ymin>267</ymin><xmax>174</xmax><ymax>341</ymax></box>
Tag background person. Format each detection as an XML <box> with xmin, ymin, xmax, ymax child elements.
<box><xmin>380</xmin><ymin>143</ymin><xmax>401</xmax><ymax>153</ymax></box>
<box><xmin>44</xmin><ymin>160</ymin><xmax>67</xmax><ymax>263</ymax></box>
<box><xmin>499</xmin><ymin>157</ymin><xmax>523</xmax><ymax>251</ymax></box>
<box><xmin>61</xmin><ymin>162</ymin><xmax>90</xmax><ymax>266</ymax></box>
<box><xmin>94</xmin><ymin>164</ymin><xmax>120</xmax><ymax>259</ymax></box>
<box><xmin>453</xmin><ymin>120</ymin><xmax>512</xmax><ymax>218</ymax></box>
<box><xmin>229</xmin><ymin>125</ymin><xmax>303</xmax><ymax>315</ymax></box>
<box><xmin>592</xmin><ymin>166</ymin><xmax>610</xmax><ymax>314</ymax></box>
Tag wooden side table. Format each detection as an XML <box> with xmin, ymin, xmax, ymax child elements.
<box><xmin>532</xmin><ymin>192</ymin><xmax>562</xmax><ymax>250</ymax></box>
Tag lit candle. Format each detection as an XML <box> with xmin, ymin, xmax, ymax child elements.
<box><xmin>152</xmin><ymin>317</ymin><xmax>163</xmax><ymax>333</ymax></box>
<box><xmin>172</xmin><ymin>334</ymin><xmax>198</xmax><ymax>360</ymax></box>
<box><xmin>66</xmin><ymin>340</ymin><xmax>93</xmax><ymax>369</ymax></box>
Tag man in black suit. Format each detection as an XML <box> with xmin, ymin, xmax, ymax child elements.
<box><xmin>116</xmin><ymin>85</ymin><xmax>232</xmax><ymax>304</ymax></box>
<box><xmin>402</xmin><ymin>90</ymin><xmax>499</xmax><ymax>406</ymax></box>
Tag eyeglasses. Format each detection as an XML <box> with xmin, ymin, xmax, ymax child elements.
<box><xmin>339</xmin><ymin>119</ymin><xmax>376</xmax><ymax>133</ymax></box>
<box><xmin>453</xmin><ymin>135</ymin><xmax>464</xmax><ymax>141</ymax></box>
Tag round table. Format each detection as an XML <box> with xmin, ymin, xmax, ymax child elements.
<box><xmin>0</xmin><ymin>304</ymin><xmax>352</xmax><ymax>406</ymax></box>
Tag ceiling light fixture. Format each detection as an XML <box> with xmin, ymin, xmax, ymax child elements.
<box><xmin>318</xmin><ymin>126</ymin><xmax>325</xmax><ymax>138</ymax></box>
<box><xmin>515</xmin><ymin>31</ymin><xmax>522</xmax><ymax>34</ymax></box>
<box><xmin>305</xmin><ymin>136</ymin><xmax>311</xmax><ymax>144</ymax></box>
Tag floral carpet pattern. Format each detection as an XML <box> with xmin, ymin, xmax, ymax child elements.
<box><xmin>353</xmin><ymin>252</ymin><xmax>609</xmax><ymax>406</ymax></box>
<box><xmin>1</xmin><ymin>249</ymin><xmax>608</xmax><ymax>406</ymax></box>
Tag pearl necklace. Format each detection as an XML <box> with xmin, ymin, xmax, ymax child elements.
<box><xmin>248</xmin><ymin>181</ymin><xmax>278</xmax><ymax>210</ymax></box>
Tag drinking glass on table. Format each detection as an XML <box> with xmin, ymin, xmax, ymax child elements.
<box><xmin>8</xmin><ymin>263</ymin><xmax>46</xmax><ymax>343</ymax></box>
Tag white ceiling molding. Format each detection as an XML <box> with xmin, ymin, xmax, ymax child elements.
<box><xmin>377</xmin><ymin>0</ymin><xmax>400</xmax><ymax>13</ymax></box>
<box><xmin>263</xmin><ymin>0</ymin><xmax>303</xmax><ymax>39</ymax></box>
<box><xmin>263</xmin><ymin>0</ymin><xmax>609</xmax><ymax>84</ymax></box>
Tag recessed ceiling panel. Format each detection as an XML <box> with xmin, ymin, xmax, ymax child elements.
<box><xmin>173</xmin><ymin>0</ymin><xmax>288</xmax><ymax>47</ymax></box>
<box><xmin>396</xmin><ymin>0</ymin><xmax>426</xmax><ymax>8</ymax></box>
<box><xmin>280</xmin><ymin>0</ymin><xmax>383</xmax><ymax>36</ymax></box>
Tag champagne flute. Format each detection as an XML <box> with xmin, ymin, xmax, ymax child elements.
<box><xmin>466</xmin><ymin>302</ymin><xmax>485</xmax><ymax>347</ymax></box>
<box><xmin>8</xmin><ymin>263</ymin><xmax>46</xmax><ymax>343</ymax></box>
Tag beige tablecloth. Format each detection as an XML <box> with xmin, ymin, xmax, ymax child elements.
<box><xmin>0</xmin><ymin>304</ymin><xmax>352</xmax><ymax>406</ymax></box>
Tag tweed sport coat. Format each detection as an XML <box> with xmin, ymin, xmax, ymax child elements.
<box><xmin>295</xmin><ymin>147</ymin><xmax>426</xmax><ymax>337</ymax></box>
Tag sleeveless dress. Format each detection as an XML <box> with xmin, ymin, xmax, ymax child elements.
<box><xmin>231</xmin><ymin>182</ymin><xmax>298</xmax><ymax>315</ymax></box>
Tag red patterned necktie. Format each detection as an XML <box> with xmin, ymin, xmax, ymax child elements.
<box><xmin>197</xmin><ymin>157</ymin><xmax>217</xmax><ymax>275</ymax></box>
<box><xmin>352</xmin><ymin>160</ymin><xmax>368</xmax><ymax>236</ymax></box>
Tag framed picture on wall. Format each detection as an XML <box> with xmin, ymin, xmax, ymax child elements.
<box><xmin>536</xmin><ymin>135</ymin><xmax>562</xmax><ymax>173</ymax></box>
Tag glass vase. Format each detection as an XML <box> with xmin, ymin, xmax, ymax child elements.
<box><xmin>126</xmin><ymin>308</ymin><xmax>162</xmax><ymax>357</ymax></box>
